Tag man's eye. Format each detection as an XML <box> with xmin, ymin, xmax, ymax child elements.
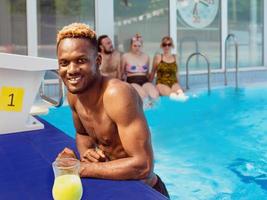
<box><xmin>77</xmin><ymin>58</ymin><xmax>88</xmax><ymax>64</ymax></box>
<box><xmin>60</xmin><ymin>60</ymin><xmax>68</xmax><ymax>67</ymax></box>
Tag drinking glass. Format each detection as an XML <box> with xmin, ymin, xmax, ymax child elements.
<box><xmin>52</xmin><ymin>158</ymin><xmax>83</xmax><ymax>200</ymax></box>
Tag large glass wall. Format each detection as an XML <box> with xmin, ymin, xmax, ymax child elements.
<box><xmin>114</xmin><ymin>0</ymin><xmax>169</xmax><ymax>58</ymax></box>
<box><xmin>228</xmin><ymin>0</ymin><xmax>264</xmax><ymax>68</ymax></box>
<box><xmin>0</xmin><ymin>0</ymin><xmax>27</xmax><ymax>55</ymax></box>
<box><xmin>177</xmin><ymin>0</ymin><xmax>221</xmax><ymax>71</ymax></box>
<box><xmin>37</xmin><ymin>0</ymin><xmax>95</xmax><ymax>58</ymax></box>
<box><xmin>0</xmin><ymin>0</ymin><xmax>265</xmax><ymax>70</ymax></box>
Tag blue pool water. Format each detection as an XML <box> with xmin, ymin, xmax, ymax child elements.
<box><xmin>41</xmin><ymin>87</ymin><xmax>267</xmax><ymax>199</ymax></box>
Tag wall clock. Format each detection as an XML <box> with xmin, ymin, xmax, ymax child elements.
<box><xmin>177</xmin><ymin>0</ymin><xmax>219</xmax><ymax>28</ymax></box>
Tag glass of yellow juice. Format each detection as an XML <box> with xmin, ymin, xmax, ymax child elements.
<box><xmin>52</xmin><ymin>158</ymin><xmax>83</xmax><ymax>200</ymax></box>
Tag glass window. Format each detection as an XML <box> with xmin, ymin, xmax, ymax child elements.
<box><xmin>0</xmin><ymin>0</ymin><xmax>27</xmax><ymax>55</ymax></box>
<box><xmin>37</xmin><ymin>0</ymin><xmax>95</xmax><ymax>58</ymax></box>
<box><xmin>177</xmin><ymin>0</ymin><xmax>221</xmax><ymax>71</ymax></box>
<box><xmin>228</xmin><ymin>0</ymin><xmax>264</xmax><ymax>68</ymax></box>
<box><xmin>114</xmin><ymin>0</ymin><xmax>169</xmax><ymax>58</ymax></box>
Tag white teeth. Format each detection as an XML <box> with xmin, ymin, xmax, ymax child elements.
<box><xmin>68</xmin><ymin>76</ymin><xmax>81</xmax><ymax>84</ymax></box>
<box><xmin>70</xmin><ymin>77</ymin><xmax>81</xmax><ymax>81</ymax></box>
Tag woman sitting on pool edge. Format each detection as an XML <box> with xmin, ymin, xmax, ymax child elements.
<box><xmin>121</xmin><ymin>33</ymin><xmax>159</xmax><ymax>101</ymax></box>
<box><xmin>150</xmin><ymin>36</ymin><xmax>188</xmax><ymax>101</ymax></box>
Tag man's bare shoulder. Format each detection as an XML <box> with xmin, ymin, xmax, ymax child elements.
<box><xmin>103</xmin><ymin>79</ymin><xmax>141</xmax><ymax>110</ymax></box>
<box><xmin>104</xmin><ymin>79</ymin><xmax>136</xmax><ymax>99</ymax></box>
<box><xmin>112</xmin><ymin>50</ymin><xmax>121</xmax><ymax>64</ymax></box>
<box><xmin>113</xmin><ymin>50</ymin><xmax>121</xmax><ymax>57</ymax></box>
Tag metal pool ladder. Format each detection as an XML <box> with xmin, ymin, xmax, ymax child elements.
<box><xmin>39</xmin><ymin>70</ymin><xmax>64</xmax><ymax>107</ymax></box>
<box><xmin>224</xmin><ymin>34</ymin><xmax>239</xmax><ymax>89</ymax></box>
<box><xmin>186</xmin><ymin>52</ymin><xmax>211</xmax><ymax>94</ymax></box>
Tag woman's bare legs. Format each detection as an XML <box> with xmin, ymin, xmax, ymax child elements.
<box><xmin>171</xmin><ymin>83</ymin><xmax>183</xmax><ymax>94</ymax></box>
<box><xmin>156</xmin><ymin>84</ymin><xmax>172</xmax><ymax>96</ymax></box>
<box><xmin>131</xmin><ymin>83</ymin><xmax>148</xmax><ymax>99</ymax></box>
<box><xmin>169</xmin><ymin>83</ymin><xmax>188</xmax><ymax>101</ymax></box>
<box><xmin>142</xmin><ymin>82</ymin><xmax>159</xmax><ymax>99</ymax></box>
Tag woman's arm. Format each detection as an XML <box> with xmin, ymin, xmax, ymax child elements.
<box><xmin>149</xmin><ymin>54</ymin><xmax>159</xmax><ymax>82</ymax></box>
<box><xmin>146</xmin><ymin>55</ymin><xmax>150</xmax><ymax>80</ymax></box>
<box><xmin>120</xmin><ymin>54</ymin><xmax>127</xmax><ymax>81</ymax></box>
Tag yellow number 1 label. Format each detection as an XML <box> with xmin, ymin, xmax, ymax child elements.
<box><xmin>0</xmin><ymin>87</ymin><xmax>24</xmax><ymax>112</ymax></box>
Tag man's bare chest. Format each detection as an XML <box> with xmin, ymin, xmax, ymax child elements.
<box><xmin>77</xmin><ymin>109</ymin><xmax>117</xmax><ymax>145</ymax></box>
<box><xmin>101</xmin><ymin>59</ymin><xmax>119</xmax><ymax>72</ymax></box>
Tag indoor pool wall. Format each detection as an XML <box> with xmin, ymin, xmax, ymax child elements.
<box><xmin>179</xmin><ymin>69</ymin><xmax>267</xmax><ymax>90</ymax></box>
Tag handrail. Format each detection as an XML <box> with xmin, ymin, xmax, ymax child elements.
<box><xmin>224</xmin><ymin>33</ymin><xmax>239</xmax><ymax>89</ymax></box>
<box><xmin>39</xmin><ymin>70</ymin><xmax>63</xmax><ymax>107</ymax></box>
<box><xmin>186</xmin><ymin>52</ymin><xmax>211</xmax><ymax>94</ymax></box>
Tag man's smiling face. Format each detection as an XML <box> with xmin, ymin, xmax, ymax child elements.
<box><xmin>57</xmin><ymin>38</ymin><xmax>99</xmax><ymax>94</ymax></box>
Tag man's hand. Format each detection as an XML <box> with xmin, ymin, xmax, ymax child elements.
<box><xmin>81</xmin><ymin>148</ymin><xmax>107</xmax><ymax>162</ymax></box>
<box><xmin>57</xmin><ymin>147</ymin><xmax>77</xmax><ymax>160</ymax></box>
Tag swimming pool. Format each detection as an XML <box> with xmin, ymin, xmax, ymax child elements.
<box><xmin>41</xmin><ymin>86</ymin><xmax>267</xmax><ymax>199</ymax></box>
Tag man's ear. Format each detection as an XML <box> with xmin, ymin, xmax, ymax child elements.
<box><xmin>99</xmin><ymin>44</ymin><xmax>103</xmax><ymax>52</ymax></box>
<box><xmin>96</xmin><ymin>53</ymin><xmax>102</xmax><ymax>66</ymax></box>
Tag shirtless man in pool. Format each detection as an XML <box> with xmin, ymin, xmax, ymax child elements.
<box><xmin>56</xmin><ymin>23</ymin><xmax>169</xmax><ymax>198</ymax></box>
<box><xmin>97</xmin><ymin>35</ymin><xmax>122</xmax><ymax>79</ymax></box>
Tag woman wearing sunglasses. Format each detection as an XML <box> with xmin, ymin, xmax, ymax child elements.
<box><xmin>121</xmin><ymin>33</ymin><xmax>159</xmax><ymax>102</ymax></box>
<box><xmin>150</xmin><ymin>36</ymin><xmax>187</xmax><ymax>100</ymax></box>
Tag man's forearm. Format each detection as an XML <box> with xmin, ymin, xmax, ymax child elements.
<box><xmin>80</xmin><ymin>156</ymin><xmax>152</xmax><ymax>180</ymax></box>
<box><xmin>76</xmin><ymin>133</ymin><xmax>96</xmax><ymax>157</ymax></box>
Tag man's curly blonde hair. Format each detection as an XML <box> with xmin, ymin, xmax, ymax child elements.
<box><xmin>57</xmin><ymin>23</ymin><xmax>97</xmax><ymax>50</ymax></box>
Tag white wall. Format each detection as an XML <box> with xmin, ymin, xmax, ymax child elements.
<box><xmin>95</xmin><ymin>0</ymin><xmax>114</xmax><ymax>41</ymax></box>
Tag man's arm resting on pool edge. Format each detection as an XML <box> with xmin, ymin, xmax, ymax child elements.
<box><xmin>79</xmin><ymin>83</ymin><xmax>154</xmax><ymax>180</ymax></box>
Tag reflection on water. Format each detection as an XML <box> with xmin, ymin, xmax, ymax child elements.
<box><xmin>229</xmin><ymin>158</ymin><xmax>267</xmax><ymax>191</ymax></box>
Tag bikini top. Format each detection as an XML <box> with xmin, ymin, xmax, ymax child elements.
<box><xmin>126</xmin><ymin>64</ymin><xmax>149</xmax><ymax>73</ymax></box>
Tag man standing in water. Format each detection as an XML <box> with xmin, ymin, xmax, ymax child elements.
<box><xmin>97</xmin><ymin>35</ymin><xmax>122</xmax><ymax>79</ymax></box>
<box><xmin>56</xmin><ymin>23</ymin><xmax>169</xmax><ymax>198</ymax></box>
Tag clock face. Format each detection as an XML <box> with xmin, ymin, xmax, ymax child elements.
<box><xmin>177</xmin><ymin>0</ymin><xmax>219</xmax><ymax>28</ymax></box>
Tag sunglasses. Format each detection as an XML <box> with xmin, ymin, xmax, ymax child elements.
<box><xmin>133</xmin><ymin>44</ymin><xmax>141</xmax><ymax>48</ymax></box>
<box><xmin>162</xmin><ymin>43</ymin><xmax>172</xmax><ymax>47</ymax></box>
